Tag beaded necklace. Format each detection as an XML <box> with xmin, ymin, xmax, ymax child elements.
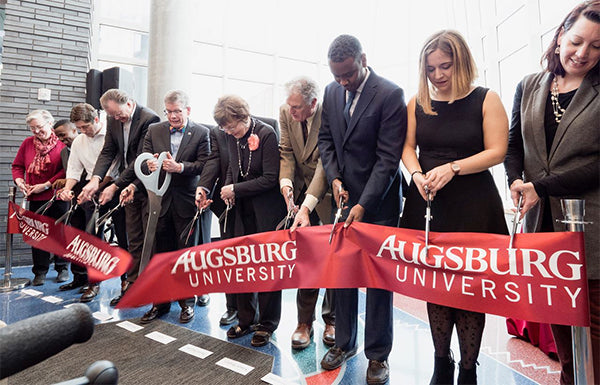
<box><xmin>236</xmin><ymin>119</ymin><xmax>255</xmax><ymax>178</ymax></box>
<box><xmin>550</xmin><ymin>76</ymin><xmax>566</xmax><ymax>124</ymax></box>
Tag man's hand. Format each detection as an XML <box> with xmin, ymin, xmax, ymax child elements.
<box><xmin>290</xmin><ymin>206</ymin><xmax>311</xmax><ymax>231</ymax></box>
<box><xmin>59</xmin><ymin>189</ymin><xmax>74</xmax><ymax>202</ymax></box>
<box><xmin>332</xmin><ymin>179</ymin><xmax>349</xmax><ymax>209</ymax></box>
<box><xmin>344</xmin><ymin>204</ymin><xmax>364</xmax><ymax>227</ymax></box>
<box><xmin>99</xmin><ymin>183</ymin><xmax>118</xmax><ymax>205</ymax></box>
<box><xmin>80</xmin><ymin>177</ymin><xmax>100</xmax><ymax>203</ymax></box>
<box><xmin>195</xmin><ymin>186</ymin><xmax>212</xmax><ymax>211</ymax></box>
<box><xmin>162</xmin><ymin>152</ymin><xmax>182</xmax><ymax>173</ymax></box>
<box><xmin>120</xmin><ymin>183</ymin><xmax>136</xmax><ymax>204</ymax></box>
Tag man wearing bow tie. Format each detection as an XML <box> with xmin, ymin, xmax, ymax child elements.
<box><xmin>136</xmin><ymin>90</ymin><xmax>211</xmax><ymax>324</ymax></box>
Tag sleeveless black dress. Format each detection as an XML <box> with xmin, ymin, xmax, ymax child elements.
<box><xmin>400</xmin><ymin>87</ymin><xmax>508</xmax><ymax>234</ymax></box>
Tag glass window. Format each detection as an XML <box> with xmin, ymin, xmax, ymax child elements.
<box><xmin>98</xmin><ymin>25</ymin><xmax>148</xmax><ymax>62</ymax></box>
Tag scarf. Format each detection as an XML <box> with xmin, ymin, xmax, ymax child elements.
<box><xmin>27</xmin><ymin>132</ymin><xmax>59</xmax><ymax>175</ymax></box>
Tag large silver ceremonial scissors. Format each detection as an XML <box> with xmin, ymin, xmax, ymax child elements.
<box><xmin>509</xmin><ymin>194</ymin><xmax>523</xmax><ymax>249</ymax></box>
<box><xmin>135</xmin><ymin>152</ymin><xmax>172</xmax><ymax>273</ymax></box>
<box><xmin>329</xmin><ymin>184</ymin><xmax>344</xmax><ymax>244</ymax></box>
<box><xmin>424</xmin><ymin>188</ymin><xmax>433</xmax><ymax>250</ymax></box>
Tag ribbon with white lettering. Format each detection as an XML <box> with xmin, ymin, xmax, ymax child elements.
<box><xmin>116</xmin><ymin>221</ymin><xmax>589</xmax><ymax>326</ymax></box>
<box><xmin>9</xmin><ymin>202</ymin><xmax>132</xmax><ymax>283</ymax></box>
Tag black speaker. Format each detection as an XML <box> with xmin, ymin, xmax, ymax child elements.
<box><xmin>101</xmin><ymin>67</ymin><xmax>134</xmax><ymax>98</ymax></box>
<box><xmin>85</xmin><ymin>69</ymin><xmax>103</xmax><ymax>110</ymax></box>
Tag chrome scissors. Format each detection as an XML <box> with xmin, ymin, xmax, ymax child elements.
<box><xmin>276</xmin><ymin>189</ymin><xmax>297</xmax><ymax>231</ymax></box>
<box><xmin>55</xmin><ymin>195</ymin><xmax>78</xmax><ymax>225</ymax></box>
<box><xmin>219</xmin><ymin>201</ymin><xmax>233</xmax><ymax>234</ymax></box>
<box><xmin>424</xmin><ymin>188</ymin><xmax>433</xmax><ymax>250</ymax></box>
<box><xmin>329</xmin><ymin>184</ymin><xmax>344</xmax><ymax>244</ymax></box>
<box><xmin>181</xmin><ymin>178</ymin><xmax>221</xmax><ymax>244</ymax></box>
<box><xmin>85</xmin><ymin>197</ymin><xmax>101</xmax><ymax>234</ymax></box>
<box><xmin>509</xmin><ymin>194</ymin><xmax>523</xmax><ymax>249</ymax></box>
<box><xmin>96</xmin><ymin>201</ymin><xmax>123</xmax><ymax>230</ymax></box>
<box><xmin>35</xmin><ymin>191</ymin><xmax>58</xmax><ymax>215</ymax></box>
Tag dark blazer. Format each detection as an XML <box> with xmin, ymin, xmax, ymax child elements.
<box><xmin>199</xmin><ymin>125</ymin><xmax>230</xmax><ymax>219</ymax></box>
<box><xmin>318</xmin><ymin>68</ymin><xmax>407</xmax><ymax>225</ymax></box>
<box><xmin>225</xmin><ymin>118</ymin><xmax>286</xmax><ymax>233</ymax></box>
<box><xmin>93</xmin><ymin>104</ymin><xmax>160</xmax><ymax>190</ymax></box>
<box><xmin>506</xmin><ymin>70</ymin><xmax>599</xmax><ymax>279</ymax></box>
<box><xmin>142</xmin><ymin>120</ymin><xmax>210</xmax><ymax>219</ymax></box>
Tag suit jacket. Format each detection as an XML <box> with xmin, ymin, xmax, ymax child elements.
<box><xmin>318</xmin><ymin>68</ymin><xmax>407</xmax><ymax>225</ymax></box>
<box><xmin>225</xmin><ymin>118</ymin><xmax>286</xmax><ymax>233</ymax></box>
<box><xmin>515</xmin><ymin>70</ymin><xmax>599</xmax><ymax>278</ymax></box>
<box><xmin>142</xmin><ymin>120</ymin><xmax>210</xmax><ymax>219</ymax></box>
<box><xmin>279</xmin><ymin>103</ymin><xmax>331</xmax><ymax>224</ymax></box>
<box><xmin>93</xmin><ymin>104</ymin><xmax>160</xmax><ymax>190</ymax></box>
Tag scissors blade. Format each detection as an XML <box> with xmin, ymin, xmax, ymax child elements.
<box><xmin>86</xmin><ymin>203</ymin><xmax>100</xmax><ymax>234</ymax></box>
<box><xmin>182</xmin><ymin>209</ymin><xmax>201</xmax><ymax>244</ymax></box>
<box><xmin>35</xmin><ymin>194</ymin><xmax>56</xmax><ymax>215</ymax></box>
<box><xmin>55</xmin><ymin>200</ymin><xmax>76</xmax><ymax>225</ymax></box>
<box><xmin>509</xmin><ymin>194</ymin><xmax>523</xmax><ymax>249</ymax></box>
<box><xmin>329</xmin><ymin>186</ymin><xmax>344</xmax><ymax>244</ymax></box>
<box><xmin>96</xmin><ymin>202</ymin><xmax>121</xmax><ymax>229</ymax></box>
<box><xmin>139</xmin><ymin>192</ymin><xmax>162</xmax><ymax>273</ymax></box>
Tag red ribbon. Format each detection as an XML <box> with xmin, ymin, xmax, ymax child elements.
<box><xmin>9</xmin><ymin>202</ymin><xmax>132</xmax><ymax>283</ymax></box>
<box><xmin>117</xmin><ymin>221</ymin><xmax>590</xmax><ymax>327</ymax></box>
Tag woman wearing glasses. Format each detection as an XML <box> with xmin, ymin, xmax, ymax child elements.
<box><xmin>12</xmin><ymin>109</ymin><xmax>69</xmax><ymax>286</ymax></box>
<box><xmin>214</xmin><ymin>95</ymin><xmax>286</xmax><ymax>347</ymax></box>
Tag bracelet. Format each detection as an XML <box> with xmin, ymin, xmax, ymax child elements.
<box><xmin>410</xmin><ymin>170</ymin><xmax>423</xmax><ymax>179</ymax></box>
<box><xmin>44</xmin><ymin>183</ymin><xmax>50</xmax><ymax>190</ymax></box>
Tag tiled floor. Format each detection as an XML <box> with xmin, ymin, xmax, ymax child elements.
<box><xmin>0</xmin><ymin>266</ymin><xmax>561</xmax><ymax>384</ymax></box>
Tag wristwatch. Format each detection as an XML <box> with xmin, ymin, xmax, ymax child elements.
<box><xmin>450</xmin><ymin>161</ymin><xmax>460</xmax><ymax>175</ymax></box>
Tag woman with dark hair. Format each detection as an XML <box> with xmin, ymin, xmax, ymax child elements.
<box><xmin>401</xmin><ymin>30</ymin><xmax>509</xmax><ymax>384</ymax></box>
<box><xmin>12</xmin><ymin>109</ymin><xmax>68</xmax><ymax>286</ymax></box>
<box><xmin>214</xmin><ymin>95</ymin><xmax>286</xmax><ymax>347</ymax></box>
<box><xmin>504</xmin><ymin>2</ymin><xmax>600</xmax><ymax>383</ymax></box>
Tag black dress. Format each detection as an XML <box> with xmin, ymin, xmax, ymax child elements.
<box><xmin>400</xmin><ymin>87</ymin><xmax>507</xmax><ymax>235</ymax></box>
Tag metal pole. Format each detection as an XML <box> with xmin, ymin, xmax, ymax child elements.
<box><xmin>560</xmin><ymin>199</ymin><xmax>594</xmax><ymax>385</ymax></box>
<box><xmin>0</xmin><ymin>186</ymin><xmax>31</xmax><ymax>292</ymax></box>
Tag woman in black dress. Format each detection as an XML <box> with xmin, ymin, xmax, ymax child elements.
<box><xmin>215</xmin><ymin>95</ymin><xmax>286</xmax><ymax>347</ymax></box>
<box><xmin>400</xmin><ymin>30</ymin><xmax>509</xmax><ymax>384</ymax></box>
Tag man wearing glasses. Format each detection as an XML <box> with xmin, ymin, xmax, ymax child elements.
<box><xmin>80</xmin><ymin>88</ymin><xmax>159</xmax><ymax>306</ymax></box>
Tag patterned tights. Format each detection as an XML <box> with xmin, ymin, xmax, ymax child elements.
<box><xmin>427</xmin><ymin>302</ymin><xmax>485</xmax><ymax>369</ymax></box>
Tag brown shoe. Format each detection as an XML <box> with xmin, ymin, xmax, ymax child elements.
<box><xmin>291</xmin><ymin>323</ymin><xmax>313</xmax><ymax>350</ymax></box>
<box><xmin>79</xmin><ymin>284</ymin><xmax>99</xmax><ymax>303</ymax></box>
<box><xmin>322</xmin><ymin>324</ymin><xmax>335</xmax><ymax>347</ymax></box>
<box><xmin>109</xmin><ymin>281</ymin><xmax>130</xmax><ymax>307</ymax></box>
<box><xmin>366</xmin><ymin>359</ymin><xmax>389</xmax><ymax>385</ymax></box>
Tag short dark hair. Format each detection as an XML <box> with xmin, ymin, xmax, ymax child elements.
<box><xmin>53</xmin><ymin>119</ymin><xmax>74</xmax><ymax>130</ymax></box>
<box><xmin>328</xmin><ymin>34</ymin><xmax>363</xmax><ymax>63</ymax></box>
<box><xmin>542</xmin><ymin>0</ymin><xmax>600</xmax><ymax>75</ymax></box>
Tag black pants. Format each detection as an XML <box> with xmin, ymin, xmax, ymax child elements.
<box><xmin>28</xmin><ymin>200</ymin><xmax>68</xmax><ymax>275</ymax></box>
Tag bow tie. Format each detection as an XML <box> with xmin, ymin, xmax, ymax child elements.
<box><xmin>170</xmin><ymin>126</ymin><xmax>184</xmax><ymax>134</ymax></box>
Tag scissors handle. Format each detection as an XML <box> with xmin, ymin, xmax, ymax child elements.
<box><xmin>134</xmin><ymin>152</ymin><xmax>172</xmax><ymax>196</ymax></box>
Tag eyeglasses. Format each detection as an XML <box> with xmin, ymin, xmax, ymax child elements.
<box><xmin>29</xmin><ymin>122</ymin><xmax>48</xmax><ymax>132</ymax></box>
<box><xmin>219</xmin><ymin>121</ymin><xmax>240</xmax><ymax>132</ymax></box>
<box><xmin>164</xmin><ymin>109</ymin><xmax>184</xmax><ymax>116</ymax></box>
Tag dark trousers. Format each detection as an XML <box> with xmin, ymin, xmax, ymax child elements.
<box><xmin>237</xmin><ymin>291</ymin><xmax>281</xmax><ymax>333</ymax></box>
<box><xmin>123</xmin><ymin>193</ymin><xmax>148</xmax><ymax>283</ymax></box>
<box><xmin>551</xmin><ymin>279</ymin><xmax>600</xmax><ymax>385</ymax></box>
<box><xmin>28</xmin><ymin>200</ymin><xmax>69</xmax><ymax>275</ymax></box>
<box><xmin>297</xmin><ymin>209</ymin><xmax>335</xmax><ymax>325</ymax></box>
<box><xmin>153</xmin><ymin>203</ymin><xmax>199</xmax><ymax>310</ymax></box>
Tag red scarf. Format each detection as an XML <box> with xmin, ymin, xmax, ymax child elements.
<box><xmin>27</xmin><ymin>132</ymin><xmax>59</xmax><ymax>175</ymax></box>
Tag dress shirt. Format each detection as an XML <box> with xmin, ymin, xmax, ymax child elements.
<box><xmin>67</xmin><ymin>125</ymin><xmax>118</xmax><ymax>181</ymax></box>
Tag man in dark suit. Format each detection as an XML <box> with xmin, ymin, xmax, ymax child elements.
<box><xmin>79</xmin><ymin>89</ymin><xmax>160</xmax><ymax>306</ymax></box>
<box><xmin>279</xmin><ymin>76</ymin><xmax>335</xmax><ymax>350</ymax></box>
<box><xmin>318</xmin><ymin>35</ymin><xmax>407</xmax><ymax>385</ymax></box>
<box><xmin>137</xmin><ymin>90</ymin><xmax>210</xmax><ymax>324</ymax></box>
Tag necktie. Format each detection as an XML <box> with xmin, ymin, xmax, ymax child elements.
<box><xmin>301</xmin><ymin>120</ymin><xmax>308</xmax><ymax>144</ymax></box>
<box><xmin>344</xmin><ymin>91</ymin><xmax>356</xmax><ymax>126</ymax></box>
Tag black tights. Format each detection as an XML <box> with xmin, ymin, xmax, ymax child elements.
<box><xmin>427</xmin><ymin>303</ymin><xmax>485</xmax><ymax>369</ymax></box>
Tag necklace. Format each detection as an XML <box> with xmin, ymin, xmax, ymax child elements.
<box><xmin>236</xmin><ymin>119</ymin><xmax>255</xmax><ymax>178</ymax></box>
<box><xmin>550</xmin><ymin>76</ymin><xmax>566</xmax><ymax>123</ymax></box>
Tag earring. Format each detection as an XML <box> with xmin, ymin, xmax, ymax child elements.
<box><xmin>555</xmin><ymin>45</ymin><xmax>560</xmax><ymax>54</ymax></box>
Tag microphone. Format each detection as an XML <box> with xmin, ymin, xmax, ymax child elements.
<box><xmin>52</xmin><ymin>360</ymin><xmax>118</xmax><ymax>385</ymax></box>
<box><xmin>0</xmin><ymin>303</ymin><xmax>94</xmax><ymax>379</ymax></box>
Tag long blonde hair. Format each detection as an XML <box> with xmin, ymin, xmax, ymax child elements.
<box><xmin>417</xmin><ymin>30</ymin><xmax>477</xmax><ymax>115</ymax></box>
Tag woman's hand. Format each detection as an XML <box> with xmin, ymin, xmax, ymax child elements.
<box><xmin>423</xmin><ymin>163</ymin><xmax>454</xmax><ymax>195</ymax></box>
<box><xmin>15</xmin><ymin>178</ymin><xmax>29</xmax><ymax>196</ymax></box>
<box><xmin>220</xmin><ymin>184</ymin><xmax>235</xmax><ymax>201</ymax></box>
<box><xmin>412</xmin><ymin>172</ymin><xmax>431</xmax><ymax>201</ymax></box>
<box><xmin>510</xmin><ymin>180</ymin><xmax>539</xmax><ymax>219</ymax></box>
<box><xmin>27</xmin><ymin>183</ymin><xmax>50</xmax><ymax>196</ymax></box>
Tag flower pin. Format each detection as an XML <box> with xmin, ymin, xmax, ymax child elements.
<box><xmin>248</xmin><ymin>134</ymin><xmax>260</xmax><ymax>151</ymax></box>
